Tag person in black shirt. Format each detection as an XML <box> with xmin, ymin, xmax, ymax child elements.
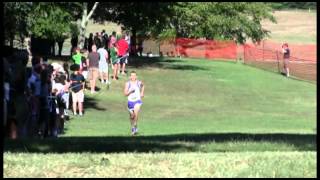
<box><xmin>70</xmin><ymin>65</ymin><xmax>85</xmax><ymax>116</ymax></box>
<box><xmin>282</xmin><ymin>43</ymin><xmax>290</xmax><ymax>77</ymax></box>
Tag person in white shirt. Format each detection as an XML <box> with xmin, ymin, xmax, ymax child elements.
<box><xmin>123</xmin><ymin>71</ymin><xmax>145</xmax><ymax>135</ymax></box>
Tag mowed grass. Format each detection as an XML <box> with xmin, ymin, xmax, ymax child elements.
<box><xmin>4</xmin><ymin>57</ymin><xmax>316</xmax><ymax>177</ymax></box>
<box><xmin>4</xmin><ymin>152</ymin><xmax>316</xmax><ymax>178</ymax></box>
<box><xmin>262</xmin><ymin>10</ymin><xmax>316</xmax><ymax>44</ymax></box>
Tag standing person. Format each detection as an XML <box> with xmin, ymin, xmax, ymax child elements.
<box><xmin>103</xmin><ymin>32</ymin><xmax>109</xmax><ymax>50</ymax></box>
<box><xmin>97</xmin><ymin>45</ymin><xmax>110</xmax><ymax>84</ymax></box>
<box><xmin>109</xmin><ymin>31</ymin><xmax>117</xmax><ymax>49</ymax></box>
<box><xmin>81</xmin><ymin>49</ymin><xmax>89</xmax><ymax>81</ymax></box>
<box><xmin>123</xmin><ymin>71</ymin><xmax>145</xmax><ymax>135</ymax></box>
<box><xmin>117</xmin><ymin>34</ymin><xmax>129</xmax><ymax>75</ymax></box>
<box><xmin>88</xmin><ymin>33</ymin><xmax>94</xmax><ymax>52</ymax></box>
<box><xmin>27</xmin><ymin>63</ymin><xmax>42</xmax><ymax>136</ymax></box>
<box><xmin>94</xmin><ymin>32</ymin><xmax>101</xmax><ymax>48</ymax></box>
<box><xmin>38</xmin><ymin>67</ymin><xmax>51</xmax><ymax>138</ymax></box>
<box><xmin>70</xmin><ymin>65</ymin><xmax>85</xmax><ymax>116</ymax></box>
<box><xmin>282</xmin><ymin>43</ymin><xmax>291</xmax><ymax>77</ymax></box>
<box><xmin>62</xmin><ymin>63</ymin><xmax>71</xmax><ymax>116</ymax></box>
<box><xmin>124</xmin><ymin>31</ymin><xmax>131</xmax><ymax>71</ymax></box>
<box><xmin>87</xmin><ymin>45</ymin><xmax>100</xmax><ymax>94</ymax></box>
<box><xmin>110</xmin><ymin>43</ymin><xmax>119</xmax><ymax>81</ymax></box>
<box><xmin>137</xmin><ymin>35</ymin><xmax>144</xmax><ymax>57</ymax></box>
<box><xmin>101</xmin><ymin>30</ymin><xmax>108</xmax><ymax>49</ymax></box>
<box><xmin>72</xmin><ymin>47</ymin><xmax>83</xmax><ymax>68</ymax></box>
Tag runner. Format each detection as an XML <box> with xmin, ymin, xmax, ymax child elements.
<box><xmin>123</xmin><ymin>71</ymin><xmax>145</xmax><ymax>135</ymax></box>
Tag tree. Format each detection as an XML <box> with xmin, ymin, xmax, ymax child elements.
<box><xmin>3</xmin><ymin>2</ymin><xmax>32</xmax><ymax>48</ymax></box>
<box><xmin>78</xmin><ymin>2</ymin><xmax>99</xmax><ymax>48</ymax></box>
<box><xmin>93</xmin><ymin>2</ymin><xmax>275</xmax><ymax>45</ymax></box>
<box><xmin>27</xmin><ymin>3</ymin><xmax>73</xmax><ymax>56</ymax></box>
<box><xmin>92</xmin><ymin>2</ymin><xmax>176</xmax><ymax>55</ymax></box>
<box><xmin>159</xmin><ymin>2</ymin><xmax>276</xmax><ymax>44</ymax></box>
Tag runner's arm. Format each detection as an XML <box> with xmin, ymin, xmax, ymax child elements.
<box><xmin>124</xmin><ymin>82</ymin><xmax>135</xmax><ymax>96</ymax></box>
<box><xmin>140</xmin><ymin>81</ymin><xmax>145</xmax><ymax>98</ymax></box>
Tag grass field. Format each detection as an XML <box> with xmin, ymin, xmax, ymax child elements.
<box><xmin>262</xmin><ymin>10</ymin><xmax>316</xmax><ymax>44</ymax></box>
<box><xmin>4</xmin><ymin>57</ymin><xmax>316</xmax><ymax>177</ymax></box>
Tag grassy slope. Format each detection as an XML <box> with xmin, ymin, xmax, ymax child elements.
<box><xmin>4</xmin><ymin>57</ymin><xmax>316</xmax><ymax>177</ymax></box>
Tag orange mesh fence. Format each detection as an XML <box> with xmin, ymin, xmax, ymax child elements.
<box><xmin>134</xmin><ymin>37</ymin><xmax>316</xmax><ymax>82</ymax></box>
<box><xmin>244</xmin><ymin>43</ymin><xmax>317</xmax><ymax>82</ymax></box>
<box><xmin>159</xmin><ymin>38</ymin><xmax>237</xmax><ymax>61</ymax></box>
<box><xmin>254</xmin><ymin>40</ymin><xmax>317</xmax><ymax>62</ymax></box>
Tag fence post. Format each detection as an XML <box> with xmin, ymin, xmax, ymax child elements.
<box><xmin>243</xmin><ymin>44</ymin><xmax>246</xmax><ymax>64</ymax></box>
<box><xmin>276</xmin><ymin>50</ymin><xmax>280</xmax><ymax>73</ymax></box>
<box><xmin>262</xmin><ymin>40</ymin><xmax>265</xmax><ymax>61</ymax></box>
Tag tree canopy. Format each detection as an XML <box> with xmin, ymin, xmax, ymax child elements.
<box><xmin>4</xmin><ymin>2</ymin><xmax>277</xmax><ymax>48</ymax></box>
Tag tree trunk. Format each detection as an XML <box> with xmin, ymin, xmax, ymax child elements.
<box><xmin>78</xmin><ymin>3</ymin><xmax>87</xmax><ymax>49</ymax></box>
<box><xmin>52</xmin><ymin>40</ymin><xmax>56</xmax><ymax>56</ymax></box>
<box><xmin>9</xmin><ymin>35</ymin><xmax>14</xmax><ymax>48</ymax></box>
<box><xmin>78</xmin><ymin>2</ymin><xmax>99</xmax><ymax>49</ymax></box>
<box><xmin>131</xmin><ymin>28</ymin><xmax>137</xmax><ymax>56</ymax></box>
<box><xmin>19</xmin><ymin>35</ymin><xmax>24</xmax><ymax>49</ymax></box>
<box><xmin>57</xmin><ymin>40</ymin><xmax>64</xmax><ymax>57</ymax></box>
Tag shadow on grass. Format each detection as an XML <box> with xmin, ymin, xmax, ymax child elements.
<box><xmin>83</xmin><ymin>96</ymin><xmax>106</xmax><ymax>111</ymax></box>
<box><xmin>128</xmin><ymin>56</ymin><xmax>209</xmax><ymax>71</ymax></box>
<box><xmin>4</xmin><ymin>133</ymin><xmax>316</xmax><ymax>153</ymax></box>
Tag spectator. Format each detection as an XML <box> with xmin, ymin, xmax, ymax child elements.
<box><xmin>97</xmin><ymin>44</ymin><xmax>110</xmax><ymax>84</ymax></box>
<box><xmin>101</xmin><ymin>30</ymin><xmax>109</xmax><ymax>49</ymax></box>
<box><xmin>94</xmin><ymin>32</ymin><xmax>101</xmax><ymax>48</ymax></box>
<box><xmin>137</xmin><ymin>37</ymin><xmax>143</xmax><ymax>57</ymax></box>
<box><xmin>38</xmin><ymin>67</ymin><xmax>51</xmax><ymax>138</ymax></box>
<box><xmin>52</xmin><ymin>72</ymin><xmax>68</xmax><ymax>134</ymax></box>
<box><xmin>27</xmin><ymin>63</ymin><xmax>42</xmax><ymax>136</ymax></box>
<box><xmin>70</xmin><ymin>64</ymin><xmax>85</xmax><ymax>116</ymax></box>
<box><xmin>62</xmin><ymin>63</ymin><xmax>71</xmax><ymax>116</ymax></box>
<box><xmin>81</xmin><ymin>49</ymin><xmax>89</xmax><ymax>80</ymax></box>
<box><xmin>72</xmin><ymin>47</ymin><xmax>83</xmax><ymax>68</ymax></box>
<box><xmin>6</xmin><ymin>49</ymin><xmax>29</xmax><ymax>139</ymax></box>
<box><xmin>87</xmin><ymin>45</ymin><xmax>100</xmax><ymax>94</ymax></box>
<box><xmin>282</xmin><ymin>43</ymin><xmax>291</xmax><ymax>77</ymax></box>
<box><xmin>109</xmin><ymin>31</ymin><xmax>117</xmax><ymax>49</ymax></box>
<box><xmin>117</xmin><ymin>34</ymin><xmax>129</xmax><ymax>75</ymax></box>
<box><xmin>3</xmin><ymin>58</ymin><xmax>11</xmax><ymax>130</ymax></box>
<box><xmin>110</xmin><ymin>43</ymin><xmax>119</xmax><ymax>81</ymax></box>
<box><xmin>88</xmin><ymin>33</ymin><xmax>94</xmax><ymax>52</ymax></box>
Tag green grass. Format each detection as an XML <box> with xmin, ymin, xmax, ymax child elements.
<box><xmin>4</xmin><ymin>57</ymin><xmax>316</xmax><ymax>177</ymax></box>
<box><xmin>4</xmin><ymin>152</ymin><xmax>316</xmax><ymax>178</ymax></box>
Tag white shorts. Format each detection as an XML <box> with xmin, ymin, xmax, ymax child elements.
<box><xmin>99</xmin><ymin>62</ymin><xmax>108</xmax><ymax>73</ymax></box>
<box><xmin>72</xmin><ymin>90</ymin><xmax>84</xmax><ymax>103</ymax></box>
<box><xmin>82</xmin><ymin>71</ymin><xmax>88</xmax><ymax>79</ymax></box>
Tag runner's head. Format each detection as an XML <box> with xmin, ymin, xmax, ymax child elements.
<box><xmin>130</xmin><ymin>71</ymin><xmax>137</xmax><ymax>81</ymax></box>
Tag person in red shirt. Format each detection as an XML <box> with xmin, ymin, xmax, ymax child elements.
<box><xmin>117</xmin><ymin>34</ymin><xmax>129</xmax><ymax>75</ymax></box>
